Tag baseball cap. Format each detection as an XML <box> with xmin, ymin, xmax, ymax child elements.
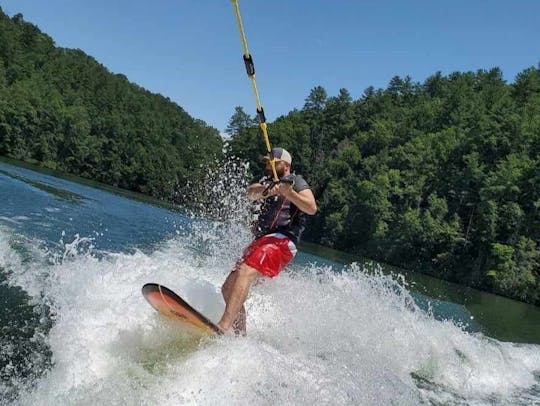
<box><xmin>270</xmin><ymin>147</ymin><xmax>292</xmax><ymax>164</ymax></box>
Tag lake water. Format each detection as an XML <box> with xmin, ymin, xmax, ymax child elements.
<box><xmin>1</xmin><ymin>158</ymin><xmax>539</xmax><ymax>405</ymax></box>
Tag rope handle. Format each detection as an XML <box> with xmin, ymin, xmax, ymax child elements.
<box><xmin>261</xmin><ymin>175</ymin><xmax>295</xmax><ymax>197</ymax></box>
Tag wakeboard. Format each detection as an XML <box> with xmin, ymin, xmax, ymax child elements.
<box><xmin>142</xmin><ymin>283</ymin><xmax>222</xmax><ymax>335</ymax></box>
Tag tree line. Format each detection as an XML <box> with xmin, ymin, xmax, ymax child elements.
<box><xmin>227</xmin><ymin>67</ymin><xmax>540</xmax><ymax>305</ymax></box>
<box><xmin>1</xmin><ymin>8</ymin><xmax>538</xmax><ymax>304</ymax></box>
<box><xmin>0</xmin><ymin>9</ymin><xmax>223</xmax><ymax>198</ymax></box>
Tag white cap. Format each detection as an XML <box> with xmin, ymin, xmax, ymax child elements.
<box><xmin>271</xmin><ymin>147</ymin><xmax>292</xmax><ymax>164</ymax></box>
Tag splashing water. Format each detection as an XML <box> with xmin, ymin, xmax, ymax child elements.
<box><xmin>1</xmin><ymin>227</ymin><xmax>539</xmax><ymax>405</ymax></box>
<box><xmin>174</xmin><ymin>154</ymin><xmax>253</xmax><ymax>267</ymax></box>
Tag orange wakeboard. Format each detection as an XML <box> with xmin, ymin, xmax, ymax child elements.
<box><xmin>142</xmin><ymin>283</ymin><xmax>222</xmax><ymax>335</ymax></box>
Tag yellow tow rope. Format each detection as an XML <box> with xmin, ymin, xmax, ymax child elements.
<box><xmin>230</xmin><ymin>0</ymin><xmax>279</xmax><ymax>182</ymax></box>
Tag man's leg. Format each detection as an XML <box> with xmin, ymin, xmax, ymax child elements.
<box><xmin>218</xmin><ymin>262</ymin><xmax>259</xmax><ymax>333</ymax></box>
<box><xmin>232</xmin><ymin>307</ymin><xmax>246</xmax><ymax>335</ymax></box>
<box><xmin>220</xmin><ymin>270</ymin><xmax>247</xmax><ymax>334</ymax></box>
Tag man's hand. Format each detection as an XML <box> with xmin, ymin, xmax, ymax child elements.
<box><xmin>247</xmin><ymin>183</ymin><xmax>268</xmax><ymax>201</ymax></box>
<box><xmin>278</xmin><ymin>182</ymin><xmax>294</xmax><ymax>198</ymax></box>
<box><xmin>249</xmin><ymin>179</ymin><xmax>316</xmax><ymax>214</ymax></box>
<box><xmin>265</xmin><ymin>181</ymin><xmax>293</xmax><ymax>198</ymax></box>
<box><xmin>263</xmin><ymin>183</ymin><xmax>280</xmax><ymax>197</ymax></box>
<box><xmin>247</xmin><ymin>181</ymin><xmax>285</xmax><ymax>200</ymax></box>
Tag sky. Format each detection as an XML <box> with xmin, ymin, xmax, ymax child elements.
<box><xmin>3</xmin><ymin>0</ymin><xmax>540</xmax><ymax>135</ymax></box>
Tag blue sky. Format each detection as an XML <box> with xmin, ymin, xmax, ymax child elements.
<box><xmin>3</xmin><ymin>1</ymin><xmax>540</xmax><ymax>134</ymax></box>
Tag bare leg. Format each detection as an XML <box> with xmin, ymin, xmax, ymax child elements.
<box><xmin>232</xmin><ymin>306</ymin><xmax>246</xmax><ymax>335</ymax></box>
<box><xmin>221</xmin><ymin>271</ymin><xmax>247</xmax><ymax>334</ymax></box>
<box><xmin>218</xmin><ymin>262</ymin><xmax>259</xmax><ymax>333</ymax></box>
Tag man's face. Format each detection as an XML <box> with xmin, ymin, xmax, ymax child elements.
<box><xmin>265</xmin><ymin>159</ymin><xmax>289</xmax><ymax>178</ymax></box>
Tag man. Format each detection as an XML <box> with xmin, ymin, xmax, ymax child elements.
<box><xmin>217</xmin><ymin>147</ymin><xmax>317</xmax><ymax>334</ymax></box>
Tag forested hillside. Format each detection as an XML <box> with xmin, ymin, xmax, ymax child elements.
<box><xmin>228</xmin><ymin>66</ymin><xmax>540</xmax><ymax>304</ymax></box>
<box><xmin>0</xmin><ymin>9</ymin><xmax>223</xmax><ymax>198</ymax></box>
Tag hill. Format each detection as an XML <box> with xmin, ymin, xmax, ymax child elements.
<box><xmin>0</xmin><ymin>8</ymin><xmax>223</xmax><ymax>198</ymax></box>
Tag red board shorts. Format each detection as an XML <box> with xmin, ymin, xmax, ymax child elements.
<box><xmin>241</xmin><ymin>233</ymin><xmax>297</xmax><ymax>277</ymax></box>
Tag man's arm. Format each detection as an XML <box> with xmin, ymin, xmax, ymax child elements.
<box><xmin>248</xmin><ymin>180</ymin><xmax>317</xmax><ymax>215</ymax></box>
<box><xmin>280</xmin><ymin>184</ymin><xmax>317</xmax><ymax>215</ymax></box>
